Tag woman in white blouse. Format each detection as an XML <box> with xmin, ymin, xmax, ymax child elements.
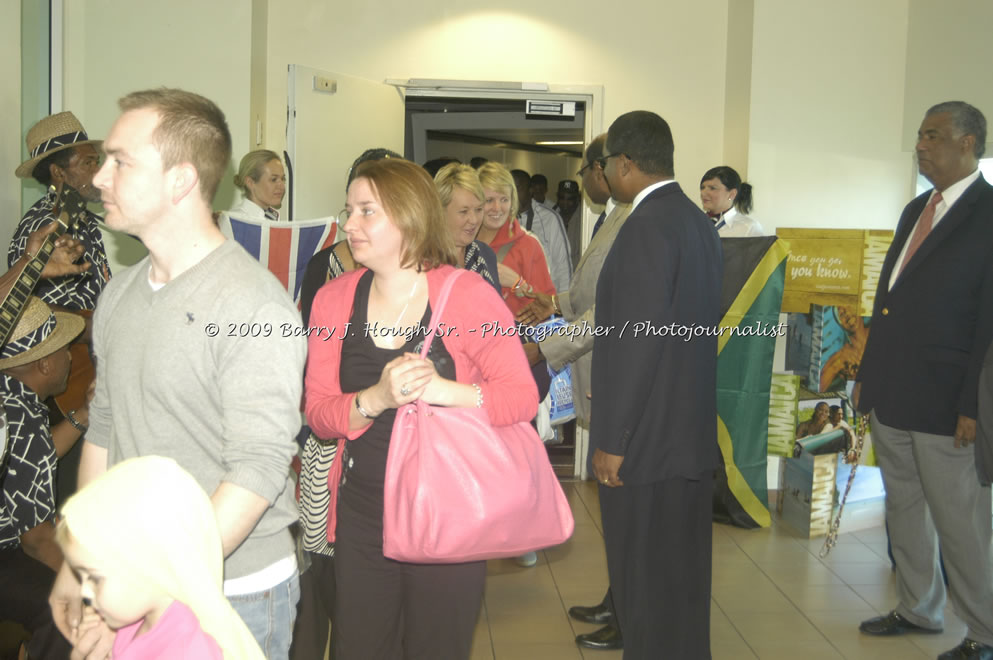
<box><xmin>699</xmin><ymin>165</ymin><xmax>766</xmax><ymax>237</ymax></box>
<box><xmin>228</xmin><ymin>150</ymin><xmax>287</xmax><ymax>221</ymax></box>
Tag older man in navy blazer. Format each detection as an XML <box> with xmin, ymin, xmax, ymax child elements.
<box><xmin>590</xmin><ymin>111</ymin><xmax>722</xmax><ymax>659</ymax></box>
<box><xmin>855</xmin><ymin>101</ymin><xmax>993</xmax><ymax>660</ymax></box>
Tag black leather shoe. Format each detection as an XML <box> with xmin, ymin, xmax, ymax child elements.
<box><xmin>938</xmin><ymin>638</ymin><xmax>993</xmax><ymax>660</ymax></box>
<box><xmin>858</xmin><ymin>611</ymin><xmax>943</xmax><ymax>636</ymax></box>
<box><xmin>576</xmin><ymin>624</ymin><xmax>623</xmax><ymax>650</ymax></box>
<box><xmin>568</xmin><ymin>603</ymin><xmax>612</xmax><ymax>625</ymax></box>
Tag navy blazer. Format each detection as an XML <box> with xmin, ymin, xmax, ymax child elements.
<box><xmin>856</xmin><ymin>175</ymin><xmax>993</xmax><ymax>435</ymax></box>
<box><xmin>589</xmin><ymin>182</ymin><xmax>723</xmax><ymax>484</ymax></box>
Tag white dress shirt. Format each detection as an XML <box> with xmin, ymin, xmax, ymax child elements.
<box><xmin>889</xmin><ymin>168</ymin><xmax>980</xmax><ymax>289</ymax></box>
<box><xmin>631</xmin><ymin>179</ymin><xmax>676</xmax><ymax>212</ymax></box>
<box><xmin>715</xmin><ymin>207</ymin><xmax>766</xmax><ymax>237</ymax></box>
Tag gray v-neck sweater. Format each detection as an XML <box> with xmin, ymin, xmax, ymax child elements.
<box><xmin>88</xmin><ymin>240</ymin><xmax>306</xmax><ymax>579</ymax></box>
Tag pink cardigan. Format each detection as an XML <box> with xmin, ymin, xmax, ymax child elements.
<box><xmin>305</xmin><ymin>265</ymin><xmax>538</xmax><ymax>443</ymax></box>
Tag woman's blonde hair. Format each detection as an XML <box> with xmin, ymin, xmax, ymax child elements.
<box><xmin>352</xmin><ymin>159</ymin><xmax>458</xmax><ymax>271</ymax></box>
<box><xmin>434</xmin><ymin>163</ymin><xmax>485</xmax><ymax>207</ymax></box>
<box><xmin>476</xmin><ymin>162</ymin><xmax>518</xmax><ymax>230</ymax></box>
<box><xmin>233</xmin><ymin>149</ymin><xmax>281</xmax><ymax>193</ymax></box>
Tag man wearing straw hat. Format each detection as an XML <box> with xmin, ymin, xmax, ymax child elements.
<box><xmin>0</xmin><ymin>296</ymin><xmax>86</xmax><ymax>659</ymax></box>
<box><xmin>9</xmin><ymin>111</ymin><xmax>112</xmax><ymax>318</ymax></box>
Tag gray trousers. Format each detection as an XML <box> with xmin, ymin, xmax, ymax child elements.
<box><xmin>871</xmin><ymin>411</ymin><xmax>993</xmax><ymax>645</ymax></box>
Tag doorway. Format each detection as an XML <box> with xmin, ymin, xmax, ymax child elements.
<box><xmin>403</xmin><ymin>95</ymin><xmax>590</xmax><ymax>478</ymax></box>
<box><xmin>405</xmin><ymin>96</ymin><xmax>584</xmax><ymax>194</ymax></box>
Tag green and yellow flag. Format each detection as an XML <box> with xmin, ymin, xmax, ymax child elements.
<box><xmin>713</xmin><ymin>237</ymin><xmax>789</xmax><ymax>528</ymax></box>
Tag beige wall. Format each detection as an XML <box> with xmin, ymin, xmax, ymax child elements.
<box><xmin>723</xmin><ymin>0</ymin><xmax>754</xmax><ymax>176</ymax></box>
<box><xmin>1</xmin><ymin>2</ymin><xmax>21</xmax><ymax>251</ymax></box>
<box><xmin>7</xmin><ymin>0</ymin><xmax>989</xmax><ymax>268</ymax></box>
<box><xmin>749</xmin><ymin>0</ymin><xmax>913</xmax><ymax>235</ymax></box>
<box><xmin>903</xmin><ymin>0</ymin><xmax>993</xmax><ymax>155</ymax></box>
<box><xmin>263</xmin><ymin>0</ymin><xmax>730</xmax><ymax>202</ymax></box>
<box><xmin>62</xmin><ymin>0</ymin><xmax>255</xmax><ymax>272</ymax></box>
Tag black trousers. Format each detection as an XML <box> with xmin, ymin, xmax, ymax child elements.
<box><xmin>593</xmin><ymin>587</ymin><xmax>618</xmax><ymax>626</ymax></box>
<box><xmin>600</xmin><ymin>473</ymin><xmax>713</xmax><ymax>659</ymax></box>
<box><xmin>333</xmin><ymin>494</ymin><xmax>486</xmax><ymax>659</ymax></box>
<box><xmin>290</xmin><ymin>552</ymin><xmax>336</xmax><ymax>660</ymax></box>
<box><xmin>0</xmin><ymin>546</ymin><xmax>71</xmax><ymax>659</ymax></box>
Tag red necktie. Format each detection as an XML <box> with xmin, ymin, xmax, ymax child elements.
<box><xmin>898</xmin><ymin>191</ymin><xmax>942</xmax><ymax>276</ymax></box>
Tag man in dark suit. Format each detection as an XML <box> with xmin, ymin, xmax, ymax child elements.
<box><xmin>855</xmin><ymin>101</ymin><xmax>993</xmax><ymax>660</ymax></box>
<box><xmin>590</xmin><ymin>110</ymin><xmax>722</xmax><ymax>659</ymax></box>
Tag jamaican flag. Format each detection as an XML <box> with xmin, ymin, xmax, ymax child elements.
<box><xmin>713</xmin><ymin>236</ymin><xmax>789</xmax><ymax>528</ymax></box>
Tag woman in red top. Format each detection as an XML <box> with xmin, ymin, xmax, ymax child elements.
<box><xmin>475</xmin><ymin>162</ymin><xmax>556</xmax><ymax>316</ymax></box>
<box><xmin>305</xmin><ymin>159</ymin><xmax>537</xmax><ymax>659</ymax></box>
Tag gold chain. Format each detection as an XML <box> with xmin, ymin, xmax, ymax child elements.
<box><xmin>818</xmin><ymin>412</ymin><xmax>868</xmax><ymax>558</ymax></box>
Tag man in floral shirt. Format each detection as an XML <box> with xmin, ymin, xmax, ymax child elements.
<box><xmin>0</xmin><ymin>297</ymin><xmax>86</xmax><ymax>659</ymax></box>
<box><xmin>9</xmin><ymin>111</ymin><xmax>111</xmax><ymax>316</ymax></box>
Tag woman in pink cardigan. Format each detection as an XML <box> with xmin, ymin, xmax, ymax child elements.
<box><xmin>305</xmin><ymin>159</ymin><xmax>537</xmax><ymax>659</ymax></box>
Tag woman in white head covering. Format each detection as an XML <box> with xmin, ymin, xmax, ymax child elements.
<box><xmin>57</xmin><ymin>456</ymin><xmax>264</xmax><ymax>660</ymax></box>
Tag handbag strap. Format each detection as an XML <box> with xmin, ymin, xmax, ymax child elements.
<box><xmin>419</xmin><ymin>269</ymin><xmax>465</xmax><ymax>358</ymax></box>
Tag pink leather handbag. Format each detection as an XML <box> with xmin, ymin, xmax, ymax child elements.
<box><xmin>382</xmin><ymin>270</ymin><xmax>574</xmax><ymax>563</ymax></box>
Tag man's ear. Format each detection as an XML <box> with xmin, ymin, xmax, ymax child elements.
<box><xmin>169</xmin><ymin>162</ymin><xmax>201</xmax><ymax>205</ymax></box>
<box><xmin>49</xmin><ymin>162</ymin><xmax>66</xmax><ymax>187</ymax></box>
<box><xmin>960</xmin><ymin>133</ymin><xmax>976</xmax><ymax>157</ymax></box>
<box><xmin>35</xmin><ymin>354</ymin><xmax>54</xmax><ymax>377</ymax></box>
<box><xmin>617</xmin><ymin>154</ymin><xmax>633</xmax><ymax>178</ymax></box>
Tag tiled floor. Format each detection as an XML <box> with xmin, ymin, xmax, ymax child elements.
<box><xmin>468</xmin><ymin>480</ymin><xmax>967</xmax><ymax>660</ymax></box>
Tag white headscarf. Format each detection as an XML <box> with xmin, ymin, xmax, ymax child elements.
<box><xmin>61</xmin><ymin>456</ymin><xmax>264</xmax><ymax>660</ymax></box>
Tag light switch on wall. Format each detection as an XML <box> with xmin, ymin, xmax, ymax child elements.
<box><xmin>313</xmin><ymin>76</ymin><xmax>337</xmax><ymax>94</ymax></box>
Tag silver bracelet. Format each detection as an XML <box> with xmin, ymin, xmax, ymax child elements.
<box><xmin>66</xmin><ymin>409</ymin><xmax>88</xmax><ymax>433</ymax></box>
<box><xmin>472</xmin><ymin>383</ymin><xmax>483</xmax><ymax>408</ymax></box>
<box><xmin>354</xmin><ymin>391</ymin><xmax>376</xmax><ymax>419</ymax></box>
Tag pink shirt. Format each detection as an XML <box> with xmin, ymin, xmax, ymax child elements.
<box><xmin>113</xmin><ymin>601</ymin><xmax>221</xmax><ymax>660</ymax></box>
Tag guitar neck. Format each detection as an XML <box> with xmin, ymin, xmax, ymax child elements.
<box><xmin>0</xmin><ymin>219</ymin><xmax>71</xmax><ymax>346</ymax></box>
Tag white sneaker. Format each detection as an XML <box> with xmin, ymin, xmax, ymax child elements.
<box><xmin>515</xmin><ymin>551</ymin><xmax>538</xmax><ymax>567</ymax></box>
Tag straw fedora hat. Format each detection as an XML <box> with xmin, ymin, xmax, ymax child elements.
<box><xmin>0</xmin><ymin>297</ymin><xmax>85</xmax><ymax>370</ymax></box>
<box><xmin>15</xmin><ymin>111</ymin><xmax>101</xmax><ymax>179</ymax></box>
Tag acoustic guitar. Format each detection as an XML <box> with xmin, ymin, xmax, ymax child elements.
<box><xmin>0</xmin><ymin>184</ymin><xmax>95</xmax><ymax>414</ymax></box>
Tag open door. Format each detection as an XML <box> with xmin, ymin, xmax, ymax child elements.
<box><xmin>286</xmin><ymin>65</ymin><xmax>404</xmax><ymax>221</ymax></box>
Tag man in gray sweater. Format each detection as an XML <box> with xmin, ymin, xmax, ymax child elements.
<box><xmin>49</xmin><ymin>89</ymin><xmax>306</xmax><ymax>659</ymax></box>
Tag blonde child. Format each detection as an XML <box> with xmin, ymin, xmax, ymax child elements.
<box><xmin>56</xmin><ymin>456</ymin><xmax>263</xmax><ymax>659</ymax></box>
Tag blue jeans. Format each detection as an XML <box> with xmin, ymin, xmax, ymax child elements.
<box><xmin>228</xmin><ymin>572</ymin><xmax>300</xmax><ymax>659</ymax></box>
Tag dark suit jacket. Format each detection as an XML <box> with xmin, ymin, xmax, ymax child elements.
<box><xmin>589</xmin><ymin>182</ymin><xmax>723</xmax><ymax>484</ymax></box>
<box><xmin>856</xmin><ymin>175</ymin><xmax>993</xmax><ymax>435</ymax></box>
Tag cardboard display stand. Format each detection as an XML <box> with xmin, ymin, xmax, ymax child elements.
<box><xmin>776</xmin><ymin>228</ymin><xmax>892</xmax><ymax>317</ymax></box>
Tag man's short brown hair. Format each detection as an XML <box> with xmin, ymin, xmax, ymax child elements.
<box><xmin>119</xmin><ymin>88</ymin><xmax>232</xmax><ymax>204</ymax></box>
<box><xmin>352</xmin><ymin>159</ymin><xmax>457</xmax><ymax>271</ymax></box>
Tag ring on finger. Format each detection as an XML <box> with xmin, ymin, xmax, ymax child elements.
<box><xmin>400</xmin><ymin>384</ymin><xmax>411</xmax><ymax>396</ymax></box>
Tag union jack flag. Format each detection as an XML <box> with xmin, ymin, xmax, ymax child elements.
<box><xmin>220</xmin><ymin>214</ymin><xmax>338</xmax><ymax>302</ymax></box>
